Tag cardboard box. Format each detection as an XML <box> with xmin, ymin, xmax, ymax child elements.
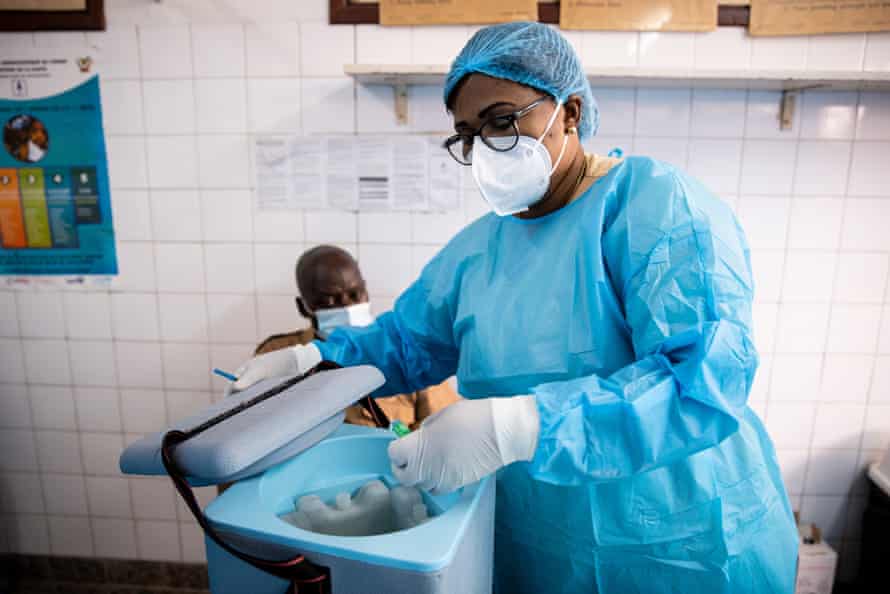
<box><xmin>794</xmin><ymin>520</ymin><xmax>838</xmax><ymax>594</ymax></box>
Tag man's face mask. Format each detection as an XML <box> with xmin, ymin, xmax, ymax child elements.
<box><xmin>314</xmin><ymin>302</ymin><xmax>375</xmax><ymax>337</ymax></box>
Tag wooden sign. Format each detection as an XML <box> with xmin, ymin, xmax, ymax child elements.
<box><xmin>560</xmin><ymin>0</ymin><xmax>718</xmax><ymax>31</ymax></box>
<box><xmin>750</xmin><ymin>0</ymin><xmax>890</xmax><ymax>36</ymax></box>
<box><xmin>380</xmin><ymin>0</ymin><xmax>538</xmax><ymax>26</ymax></box>
<box><xmin>1</xmin><ymin>0</ymin><xmax>86</xmax><ymax>8</ymax></box>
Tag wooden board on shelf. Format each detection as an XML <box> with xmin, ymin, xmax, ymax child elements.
<box><xmin>379</xmin><ymin>0</ymin><xmax>538</xmax><ymax>26</ymax></box>
<box><xmin>750</xmin><ymin>0</ymin><xmax>890</xmax><ymax>36</ymax></box>
<box><xmin>560</xmin><ymin>0</ymin><xmax>717</xmax><ymax>32</ymax></box>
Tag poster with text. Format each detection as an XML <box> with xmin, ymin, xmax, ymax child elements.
<box><xmin>750</xmin><ymin>0</ymin><xmax>890</xmax><ymax>36</ymax></box>
<box><xmin>560</xmin><ymin>0</ymin><xmax>717</xmax><ymax>31</ymax></box>
<box><xmin>0</xmin><ymin>48</ymin><xmax>117</xmax><ymax>276</ymax></box>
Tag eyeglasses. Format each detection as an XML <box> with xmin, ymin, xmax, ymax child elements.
<box><xmin>443</xmin><ymin>97</ymin><xmax>549</xmax><ymax>166</ymax></box>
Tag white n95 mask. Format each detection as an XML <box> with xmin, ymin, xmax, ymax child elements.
<box><xmin>471</xmin><ymin>100</ymin><xmax>567</xmax><ymax>217</ymax></box>
<box><xmin>316</xmin><ymin>302</ymin><xmax>375</xmax><ymax>337</ymax></box>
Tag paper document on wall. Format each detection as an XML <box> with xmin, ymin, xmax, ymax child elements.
<box><xmin>560</xmin><ymin>0</ymin><xmax>717</xmax><ymax>31</ymax></box>
<box><xmin>750</xmin><ymin>0</ymin><xmax>890</xmax><ymax>36</ymax></box>
<box><xmin>380</xmin><ymin>0</ymin><xmax>537</xmax><ymax>25</ymax></box>
<box><xmin>253</xmin><ymin>135</ymin><xmax>462</xmax><ymax>213</ymax></box>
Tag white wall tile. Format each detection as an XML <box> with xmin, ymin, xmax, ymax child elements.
<box><xmin>120</xmin><ymin>389</ymin><xmax>166</xmax><ymax>435</ymax></box>
<box><xmin>820</xmin><ymin>354</ymin><xmax>874</xmax><ymax>403</ymax></box>
<box><xmin>746</xmin><ymin>91</ymin><xmax>800</xmax><ymax>139</ymax></box>
<box><xmin>581</xmin><ymin>31</ymin><xmax>639</xmax><ymax>68</ymax></box>
<box><xmin>69</xmin><ymin>341</ymin><xmax>117</xmax><ymax>388</ymax></box>
<box><xmin>770</xmin><ymin>353</ymin><xmax>822</xmax><ymax>401</ymax></box>
<box><xmin>631</xmin><ymin>137</ymin><xmax>689</xmax><ymax>168</ymax></box>
<box><xmin>195</xmin><ymin>79</ymin><xmax>247</xmax><ymax>134</ymax></box>
<box><xmin>634</xmin><ymin>88</ymin><xmax>690</xmax><ymax>137</ymax></box>
<box><xmin>111</xmin><ymin>293</ymin><xmax>160</xmax><ymax>341</ymax></box>
<box><xmin>179</xmin><ymin>522</ymin><xmax>206</xmax><ymax>563</ymax></box>
<box><xmin>86</xmin><ymin>476</ymin><xmax>132</xmax><ymax>518</ymax></box>
<box><xmin>356</xmin><ymin>84</ymin><xmax>402</xmax><ymax>134</ymax></box>
<box><xmin>88</xmin><ymin>27</ymin><xmax>141</xmax><ymax>79</ymax></box>
<box><xmin>166</xmin><ymin>390</ymin><xmax>212</xmax><ymax>422</ymax></box>
<box><xmin>690</xmin><ymin>89</ymin><xmax>746</xmax><ymax>138</ymax></box>
<box><xmin>155</xmin><ymin>243</ymin><xmax>205</xmax><ymax>293</ymax></box>
<box><xmin>862</xmin><ymin>404</ymin><xmax>890</xmax><ymax>450</ymax></box>
<box><xmin>834</xmin><ymin>253</ymin><xmax>889</xmax><ymax>303</ymax></box>
<box><xmin>686</xmin><ymin>139</ymin><xmax>742</xmax><ymax>194</ymax></box>
<box><xmin>593</xmin><ymin>88</ymin><xmax>636</xmax><ymax>137</ymax></box>
<box><xmin>137</xmin><ymin>519</ymin><xmax>181</xmax><ymax>561</ymax></box>
<box><xmin>112</xmin><ymin>190</ymin><xmax>153</xmax><ymax>242</ymax></box>
<box><xmin>74</xmin><ymin>385</ymin><xmax>121</xmax><ymax>433</ymax></box>
<box><xmin>826</xmin><ymin>305</ymin><xmax>883</xmax><ymax>353</ymax></box>
<box><xmin>737</xmin><ymin>197</ymin><xmax>790</xmax><ymax>250</ymax></box>
<box><xmin>64</xmin><ymin>293</ymin><xmax>113</xmax><ymax>340</ymax></box>
<box><xmin>158</xmin><ymin>294</ymin><xmax>208</xmax><ymax>342</ymax></box>
<box><xmin>842</xmin><ymin>199</ymin><xmax>890</xmax><ymax>251</ymax></box>
<box><xmin>139</xmin><ymin>25</ymin><xmax>192</xmax><ymax>79</ymax></box>
<box><xmin>871</xmin><ymin>355</ymin><xmax>890</xmax><ymax>403</ymax></box>
<box><xmin>0</xmin><ymin>429</ymin><xmax>37</xmax><ymax>473</ymax></box>
<box><xmin>856</xmin><ymin>92</ymin><xmax>890</xmax><ymax>140</ymax></box>
<box><xmin>0</xmin><ymin>293</ymin><xmax>17</xmax><ymax>337</ymax></box>
<box><xmin>807</xmin><ymin>34</ymin><xmax>866</xmax><ymax>72</ymax></box>
<box><xmin>787</xmin><ymin>197</ymin><xmax>844</xmax><ymax>250</ymax></box>
<box><xmin>775</xmin><ymin>303</ymin><xmax>831</xmax><ymax>353</ymax></box>
<box><xmin>358</xmin><ymin>212</ymin><xmax>411</xmax><ymax>244</ymax></box>
<box><xmin>23</xmin><ymin>340</ymin><xmax>70</xmax><ymax>385</ymax></box>
<box><xmin>766</xmin><ymin>402</ymin><xmax>816</xmax><ymax>448</ymax></box>
<box><xmin>782</xmin><ymin>251</ymin><xmax>837</xmax><ymax>302</ymax></box>
<box><xmin>197</xmin><ymin>135</ymin><xmax>250</xmax><ymax>188</ymax></box>
<box><xmin>146</xmin><ymin>136</ymin><xmax>199</xmax><ymax>189</ymax></box>
<box><xmin>254</xmin><ymin>243</ymin><xmax>305</xmax><ymax>294</ymax></box>
<box><xmin>35</xmin><ymin>430</ymin><xmax>81</xmax><ymax>474</ymax></box>
<box><xmin>409</xmin><ymin>85</ymin><xmax>452</xmax><ymax>133</ymax></box>
<box><xmin>246</xmin><ymin>23</ymin><xmax>300</xmax><ymax>77</ymax></box>
<box><xmin>694</xmin><ymin>29</ymin><xmax>750</xmax><ymax>70</ymax></box>
<box><xmin>142</xmin><ymin>80</ymin><xmax>196</xmax><ymax>135</ymax></box>
<box><xmin>301</xmin><ymin>78</ymin><xmax>355</xmax><ymax>134</ymax></box>
<box><xmin>410</xmin><ymin>26</ymin><xmax>467</xmax><ymax>65</ymax></box>
<box><xmin>411</xmin><ymin>212</ymin><xmax>464</xmax><ymax>245</ymax></box>
<box><xmin>131</xmin><ymin>477</ymin><xmax>177</xmax><ymax>520</ymax></box>
<box><xmin>42</xmin><ymin>474</ymin><xmax>88</xmax><ymax>515</ymax></box>
<box><xmin>253</xmin><ymin>209</ymin><xmax>304</xmax><ymax>242</ymax></box>
<box><xmin>0</xmin><ymin>384</ymin><xmax>30</xmax><ymax>428</ymax></box>
<box><xmin>256</xmin><ymin>295</ymin><xmax>303</xmax><ymax>339</ymax></box>
<box><xmin>776</xmin><ymin>448</ymin><xmax>810</xmax><ymax>495</ymax></box>
<box><xmin>150</xmin><ymin>190</ymin><xmax>202</xmax><ymax>241</ymax></box>
<box><xmin>93</xmin><ymin>518</ymin><xmax>138</xmax><ymax>558</ymax></box>
<box><xmin>247</xmin><ymin>78</ymin><xmax>302</xmax><ymax>133</ymax></box>
<box><xmin>101</xmin><ymin>81</ymin><xmax>145</xmax><ymax>135</ymax></box>
<box><xmin>751</xmin><ymin>36</ymin><xmax>808</xmax><ymax>71</ymax></box>
<box><xmin>800</xmin><ymin>91</ymin><xmax>858</xmax><ymax>140</ymax></box>
<box><xmin>9</xmin><ymin>515</ymin><xmax>50</xmax><ymax>555</ymax></box>
<box><xmin>800</xmin><ymin>495</ymin><xmax>848</xmax><ymax>541</ymax></box>
<box><xmin>812</xmin><ymin>403</ymin><xmax>866</xmax><ymax>449</ymax></box>
<box><xmin>106</xmin><ymin>136</ymin><xmax>148</xmax><ymax>189</ymax></box>
<box><xmin>207</xmin><ymin>294</ymin><xmax>258</xmax><ymax>344</ymax></box>
<box><xmin>29</xmin><ymin>385</ymin><xmax>76</xmax><ymax>431</ymax></box>
<box><xmin>113</xmin><ymin>243</ymin><xmax>157</xmax><ymax>292</ymax></box>
<box><xmin>357</xmin><ymin>25</ymin><xmax>411</xmax><ymax>64</ymax></box>
<box><xmin>304</xmin><ymin>211</ymin><xmax>357</xmax><ymax>244</ymax></box>
<box><xmin>638</xmin><ymin>32</ymin><xmax>694</xmax><ymax>69</ymax></box>
<box><xmin>204</xmin><ymin>244</ymin><xmax>255</xmax><ymax>294</ymax></box>
<box><xmin>16</xmin><ymin>293</ymin><xmax>64</xmax><ymax>339</ymax></box>
<box><xmin>48</xmin><ymin>516</ymin><xmax>93</xmax><ymax>556</ymax></box>
<box><xmin>115</xmin><ymin>341</ymin><xmax>163</xmax><ymax>389</ymax></box>
<box><xmin>880</xmin><ymin>307</ymin><xmax>890</xmax><ymax>353</ymax></box>
<box><xmin>0</xmin><ymin>473</ymin><xmax>44</xmax><ymax>514</ymax></box>
<box><xmin>201</xmin><ymin>189</ymin><xmax>252</xmax><ymax>242</ymax></box>
<box><xmin>192</xmin><ymin>24</ymin><xmax>245</xmax><ymax>77</ymax></box>
<box><xmin>794</xmin><ymin>141</ymin><xmax>851</xmax><ymax>196</ymax></box>
<box><xmin>0</xmin><ymin>339</ymin><xmax>26</xmax><ymax>384</ymax></box>
<box><xmin>81</xmin><ymin>432</ymin><xmax>124</xmax><ymax>476</ymax></box>
<box><xmin>741</xmin><ymin>141</ymin><xmax>796</xmax><ymax>195</ymax></box>
<box><xmin>848</xmin><ymin>142</ymin><xmax>890</xmax><ymax>197</ymax></box>
<box><xmin>300</xmin><ymin>23</ymin><xmax>354</xmax><ymax>77</ymax></box>
<box><xmin>359</xmin><ymin>244</ymin><xmax>412</xmax><ymax>296</ymax></box>
<box><xmin>162</xmin><ymin>343</ymin><xmax>211</xmax><ymax>390</ymax></box>
<box><xmin>864</xmin><ymin>32</ymin><xmax>890</xmax><ymax>71</ymax></box>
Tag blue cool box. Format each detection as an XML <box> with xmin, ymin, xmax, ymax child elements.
<box><xmin>119</xmin><ymin>366</ymin><xmax>494</xmax><ymax>594</ymax></box>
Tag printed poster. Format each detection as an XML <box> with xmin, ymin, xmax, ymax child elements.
<box><xmin>0</xmin><ymin>48</ymin><xmax>117</xmax><ymax>276</ymax></box>
<box><xmin>750</xmin><ymin>0</ymin><xmax>890</xmax><ymax>36</ymax></box>
<box><xmin>560</xmin><ymin>0</ymin><xmax>717</xmax><ymax>31</ymax></box>
<box><xmin>380</xmin><ymin>0</ymin><xmax>538</xmax><ymax>26</ymax></box>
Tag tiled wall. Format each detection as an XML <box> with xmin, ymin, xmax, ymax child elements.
<box><xmin>1</xmin><ymin>0</ymin><xmax>889</xmax><ymax>581</ymax></box>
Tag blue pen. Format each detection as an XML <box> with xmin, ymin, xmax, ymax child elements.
<box><xmin>212</xmin><ymin>368</ymin><xmax>238</xmax><ymax>382</ymax></box>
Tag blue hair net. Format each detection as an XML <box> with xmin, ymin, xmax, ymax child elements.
<box><xmin>444</xmin><ymin>22</ymin><xmax>599</xmax><ymax>139</ymax></box>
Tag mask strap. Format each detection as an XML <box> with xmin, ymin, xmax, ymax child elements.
<box><xmin>536</xmin><ymin>99</ymin><xmax>568</xmax><ymax>175</ymax></box>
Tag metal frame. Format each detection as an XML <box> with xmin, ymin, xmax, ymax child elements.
<box><xmin>0</xmin><ymin>0</ymin><xmax>105</xmax><ymax>31</ymax></box>
<box><xmin>330</xmin><ymin>1</ymin><xmax>751</xmax><ymax>26</ymax></box>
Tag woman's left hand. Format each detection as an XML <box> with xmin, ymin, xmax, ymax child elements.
<box><xmin>387</xmin><ymin>395</ymin><xmax>540</xmax><ymax>494</ymax></box>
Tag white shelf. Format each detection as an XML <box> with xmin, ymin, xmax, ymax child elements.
<box><xmin>345</xmin><ymin>64</ymin><xmax>890</xmax><ymax>91</ymax></box>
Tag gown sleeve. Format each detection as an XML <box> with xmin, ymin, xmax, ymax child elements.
<box><xmin>527</xmin><ymin>163</ymin><xmax>759</xmax><ymax>485</ymax></box>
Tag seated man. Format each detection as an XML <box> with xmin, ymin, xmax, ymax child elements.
<box><xmin>255</xmin><ymin>244</ymin><xmax>460</xmax><ymax>429</ymax></box>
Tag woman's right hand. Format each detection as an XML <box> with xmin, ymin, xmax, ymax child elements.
<box><xmin>225</xmin><ymin>343</ymin><xmax>322</xmax><ymax>396</ymax></box>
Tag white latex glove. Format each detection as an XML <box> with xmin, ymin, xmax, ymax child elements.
<box><xmin>225</xmin><ymin>343</ymin><xmax>322</xmax><ymax>396</ymax></box>
<box><xmin>388</xmin><ymin>395</ymin><xmax>540</xmax><ymax>495</ymax></box>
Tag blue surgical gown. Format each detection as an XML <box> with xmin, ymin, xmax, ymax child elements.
<box><xmin>316</xmin><ymin>157</ymin><xmax>798</xmax><ymax>594</ymax></box>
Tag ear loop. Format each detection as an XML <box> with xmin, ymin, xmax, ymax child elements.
<box><xmin>535</xmin><ymin>99</ymin><xmax>568</xmax><ymax>175</ymax></box>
